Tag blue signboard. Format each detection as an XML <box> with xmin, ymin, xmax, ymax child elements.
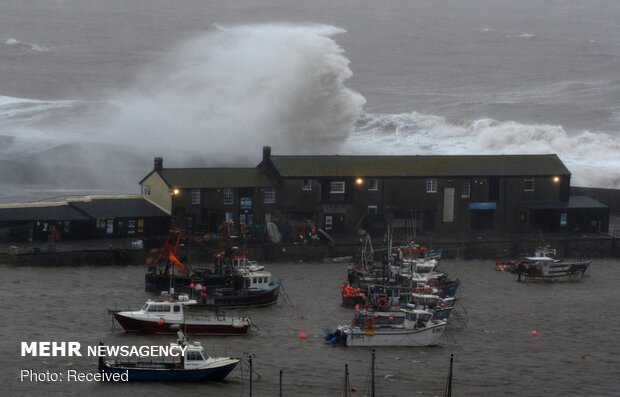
<box><xmin>469</xmin><ymin>202</ymin><xmax>497</xmax><ymax>210</ymax></box>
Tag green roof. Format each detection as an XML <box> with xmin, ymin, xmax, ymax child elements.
<box><xmin>159</xmin><ymin>168</ymin><xmax>273</xmax><ymax>188</ymax></box>
<box><xmin>269</xmin><ymin>154</ymin><xmax>571</xmax><ymax>177</ymax></box>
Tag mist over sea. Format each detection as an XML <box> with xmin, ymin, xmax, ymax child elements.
<box><xmin>1</xmin><ymin>0</ymin><xmax>620</xmax><ymax>201</ymax></box>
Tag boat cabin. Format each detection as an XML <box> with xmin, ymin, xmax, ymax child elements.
<box><xmin>239</xmin><ymin>270</ymin><xmax>273</xmax><ymax>291</ymax></box>
<box><xmin>402</xmin><ymin>306</ymin><xmax>434</xmax><ymax>328</ymax></box>
<box><xmin>142</xmin><ymin>295</ymin><xmax>196</xmax><ymax>314</ymax></box>
<box><xmin>175</xmin><ymin>341</ymin><xmax>212</xmax><ymax>369</ymax></box>
<box><xmin>533</xmin><ymin>246</ymin><xmax>558</xmax><ymax>259</ymax></box>
<box><xmin>521</xmin><ymin>257</ymin><xmax>557</xmax><ymax>275</ymax></box>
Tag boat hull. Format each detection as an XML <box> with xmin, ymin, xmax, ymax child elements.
<box><xmin>517</xmin><ymin>271</ymin><xmax>583</xmax><ymax>283</ymax></box>
<box><xmin>113</xmin><ymin>313</ymin><xmax>249</xmax><ymax>335</ymax></box>
<box><xmin>341</xmin><ymin>322</ymin><xmax>446</xmax><ymax>347</ymax></box>
<box><xmin>194</xmin><ymin>284</ymin><xmax>280</xmax><ymax>308</ymax></box>
<box><xmin>100</xmin><ymin>358</ymin><xmax>239</xmax><ymax>382</ymax></box>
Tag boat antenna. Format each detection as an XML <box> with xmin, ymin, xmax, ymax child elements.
<box><xmin>444</xmin><ymin>354</ymin><xmax>454</xmax><ymax>397</ymax></box>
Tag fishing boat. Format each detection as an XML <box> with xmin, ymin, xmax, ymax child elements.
<box><xmin>516</xmin><ymin>256</ymin><xmax>590</xmax><ymax>283</ymax></box>
<box><xmin>326</xmin><ymin>305</ymin><xmax>446</xmax><ymax>347</ymax></box>
<box><xmin>343</xmin><ymin>231</ymin><xmax>459</xmax><ymax>308</ymax></box>
<box><xmin>144</xmin><ymin>226</ymin><xmax>280</xmax><ymax>308</ymax></box>
<box><xmin>98</xmin><ymin>331</ymin><xmax>239</xmax><ymax>382</ymax></box>
<box><xmin>112</xmin><ymin>295</ymin><xmax>251</xmax><ymax>335</ymax></box>
<box><xmin>497</xmin><ymin>245</ymin><xmax>591</xmax><ymax>277</ymax></box>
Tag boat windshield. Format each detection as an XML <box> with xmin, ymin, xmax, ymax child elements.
<box><xmin>418</xmin><ymin>312</ymin><xmax>432</xmax><ymax>322</ymax></box>
<box><xmin>186</xmin><ymin>350</ymin><xmax>206</xmax><ymax>361</ymax></box>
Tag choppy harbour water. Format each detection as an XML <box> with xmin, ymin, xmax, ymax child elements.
<box><xmin>1</xmin><ymin>259</ymin><xmax>620</xmax><ymax>396</ymax></box>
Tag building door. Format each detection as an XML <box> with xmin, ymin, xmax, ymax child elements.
<box><xmin>471</xmin><ymin>210</ymin><xmax>494</xmax><ymax>230</ymax></box>
<box><xmin>240</xmin><ymin>196</ymin><xmax>253</xmax><ymax>225</ymax></box>
<box><xmin>207</xmin><ymin>210</ymin><xmax>220</xmax><ymax>233</ymax></box>
<box><xmin>443</xmin><ymin>188</ymin><xmax>455</xmax><ymax>223</ymax></box>
<box><xmin>106</xmin><ymin>219</ymin><xmax>114</xmax><ymax>235</ymax></box>
<box><xmin>324</xmin><ymin>214</ymin><xmax>345</xmax><ymax>233</ymax></box>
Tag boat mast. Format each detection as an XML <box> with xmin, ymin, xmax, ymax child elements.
<box><xmin>343</xmin><ymin>364</ymin><xmax>351</xmax><ymax>397</ymax></box>
<box><xmin>371</xmin><ymin>349</ymin><xmax>375</xmax><ymax>397</ymax></box>
<box><xmin>249</xmin><ymin>355</ymin><xmax>253</xmax><ymax>397</ymax></box>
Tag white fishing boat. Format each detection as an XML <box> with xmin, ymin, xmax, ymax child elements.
<box><xmin>112</xmin><ymin>295</ymin><xmax>251</xmax><ymax>335</ymax></box>
<box><xmin>326</xmin><ymin>305</ymin><xmax>446</xmax><ymax>347</ymax></box>
<box><xmin>516</xmin><ymin>256</ymin><xmax>591</xmax><ymax>283</ymax></box>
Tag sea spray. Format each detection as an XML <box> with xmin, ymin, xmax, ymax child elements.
<box><xmin>107</xmin><ymin>23</ymin><xmax>366</xmax><ymax>165</ymax></box>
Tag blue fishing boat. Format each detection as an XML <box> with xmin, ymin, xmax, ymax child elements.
<box><xmin>98</xmin><ymin>331</ymin><xmax>239</xmax><ymax>382</ymax></box>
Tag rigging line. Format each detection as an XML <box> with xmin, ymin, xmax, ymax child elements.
<box><xmin>279</xmin><ymin>281</ymin><xmax>295</xmax><ymax>307</ymax></box>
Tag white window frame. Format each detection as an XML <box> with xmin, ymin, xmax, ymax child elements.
<box><xmin>330</xmin><ymin>181</ymin><xmax>345</xmax><ymax>194</ymax></box>
<box><xmin>426</xmin><ymin>178</ymin><xmax>437</xmax><ymax>193</ymax></box>
<box><xmin>263</xmin><ymin>187</ymin><xmax>276</xmax><ymax>204</ymax></box>
<box><xmin>368</xmin><ymin>179</ymin><xmax>378</xmax><ymax>191</ymax></box>
<box><xmin>191</xmin><ymin>189</ymin><xmax>201</xmax><ymax>205</ymax></box>
<box><xmin>302</xmin><ymin>179</ymin><xmax>312</xmax><ymax>191</ymax></box>
<box><xmin>524</xmin><ymin>177</ymin><xmax>535</xmax><ymax>192</ymax></box>
<box><xmin>461</xmin><ymin>180</ymin><xmax>471</xmax><ymax>198</ymax></box>
<box><xmin>368</xmin><ymin>205</ymin><xmax>378</xmax><ymax>215</ymax></box>
<box><xmin>141</xmin><ymin>185</ymin><xmax>151</xmax><ymax>195</ymax></box>
<box><xmin>223</xmin><ymin>188</ymin><xmax>234</xmax><ymax>205</ymax></box>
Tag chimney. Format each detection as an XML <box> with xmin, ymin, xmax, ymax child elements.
<box><xmin>154</xmin><ymin>157</ymin><xmax>163</xmax><ymax>171</ymax></box>
<box><xmin>262</xmin><ymin>146</ymin><xmax>271</xmax><ymax>163</ymax></box>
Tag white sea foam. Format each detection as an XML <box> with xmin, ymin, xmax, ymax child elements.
<box><xmin>348</xmin><ymin>112</ymin><xmax>620</xmax><ymax>188</ymax></box>
<box><xmin>517</xmin><ymin>33</ymin><xmax>536</xmax><ymax>39</ymax></box>
<box><xmin>5</xmin><ymin>38</ymin><xmax>49</xmax><ymax>52</ymax></box>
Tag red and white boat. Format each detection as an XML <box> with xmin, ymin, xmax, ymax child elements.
<box><xmin>113</xmin><ymin>295</ymin><xmax>251</xmax><ymax>335</ymax></box>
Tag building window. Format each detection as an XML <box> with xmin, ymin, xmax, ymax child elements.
<box><xmin>461</xmin><ymin>181</ymin><xmax>470</xmax><ymax>198</ymax></box>
<box><xmin>265</xmin><ymin>213</ymin><xmax>272</xmax><ymax>223</ymax></box>
<box><xmin>325</xmin><ymin>215</ymin><xmax>333</xmax><ymax>231</ymax></box>
<box><xmin>264</xmin><ymin>187</ymin><xmax>276</xmax><ymax>204</ymax></box>
<box><xmin>240</xmin><ymin>197</ymin><xmax>252</xmax><ymax>211</ymax></box>
<box><xmin>127</xmin><ymin>220</ymin><xmax>136</xmax><ymax>234</ymax></box>
<box><xmin>368</xmin><ymin>205</ymin><xmax>378</xmax><ymax>215</ymax></box>
<box><xmin>223</xmin><ymin>188</ymin><xmax>233</xmax><ymax>204</ymax></box>
<box><xmin>524</xmin><ymin>177</ymin><xmax>535</xmax><ymax>192</ymax></box>
<box><xmin>368</xmin><ymin>179</ymin><xmax>378</xmax><ymax>191</ymax></box>
<box><xmin>302</xmin><ymin>179</ymin><xmax>312</xmax><ymax>191</ymax></box>
<box><xmin>426</xmin><ymin>178</ymin><xmax>437</xmax><ymax>193</ymax></box>
<box><xmin>191</xmin><ymin>189</ymin><xmax>201</xmax><ymax>205</ymax></box>
<box><xmin>330</xmin><ymin>181</ymin><xmax>345</xmax><ymax>194</ymax></box>
<box><xmin>225</xmin><ymin>212</ymin><xmax>234</xmax><ymax>222</ymax></box>
<box><xmin>141</xmin><ymin>185</ymin><xmax>151</xmax><ymax>195</ymax></box>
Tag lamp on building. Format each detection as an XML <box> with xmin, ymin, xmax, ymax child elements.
<box><xmin>552</xmin><ymin>176</ymin><xmax>560</xmax><ymax>183</ymax></box>
<box><xmin>170</xmin><ymin>188</ymin><xmax>180</xmax><ymax>196</ymax></box>
<box><xmin>355</xmin><ymin>178</ymin><xmax>364</xmax><ymax>185</ymax></box>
